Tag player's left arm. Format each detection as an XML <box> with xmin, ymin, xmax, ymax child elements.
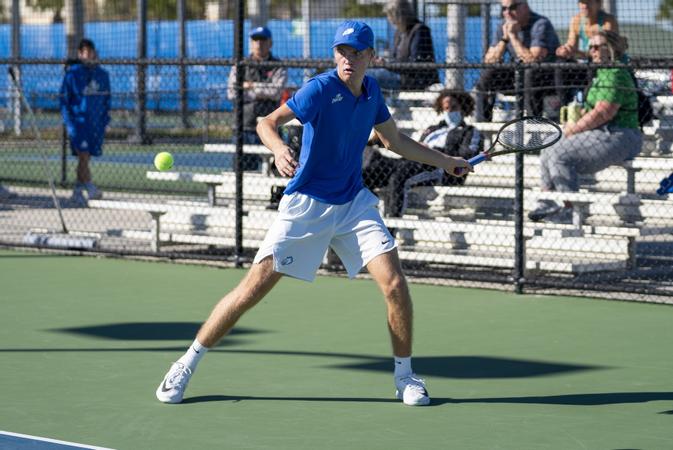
<box><xmin>374</xmin><ymin>117</ymin><xmax>471</xmax><ymax>174</ymax></box>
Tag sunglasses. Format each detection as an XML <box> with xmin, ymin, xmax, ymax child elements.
<box><xmin>588</xmin><ymin>43</ymin><xmax>607</xmax><ymax>51</ymax></box>
<box><xmin>501</xmin><ymin>3</ymin><xmax>521</xmax><ymax>12</ymax></box>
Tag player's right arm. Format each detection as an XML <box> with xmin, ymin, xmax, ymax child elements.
<box><xmin>257</xmin><ymin>103</ymin><xmax>298</xmax><ymax>177</ymax></box>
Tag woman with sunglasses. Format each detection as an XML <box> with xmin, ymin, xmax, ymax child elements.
<box><xmin>555</xmin><ymin>0</ymin><xmax>619</xmax><ymax>104</ymax></box>
<box><xmin>529</xmin><ymin>30</ymin><xmax>642</xmax><ymax>223</ymax></box>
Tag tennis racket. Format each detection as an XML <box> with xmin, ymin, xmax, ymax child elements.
<box><xmin>455</xmin><ymin>116</ymin><xmax>562</xmax><ymax>175</ymax></box>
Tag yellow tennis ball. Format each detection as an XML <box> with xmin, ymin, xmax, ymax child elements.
<box><xmin>154</xmin><ymin>152</ymin><xmax>174</xmax><ymax>171</ymax></box>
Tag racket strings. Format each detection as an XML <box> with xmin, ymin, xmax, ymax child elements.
<box><xmin>499</xmin><ymin>118</ymin><xmax>561</xmax><ymax>151</ymax></box>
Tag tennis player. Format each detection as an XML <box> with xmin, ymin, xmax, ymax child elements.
<box><xmin>156</xmin><ymin>20</ymin><xmax>471</xmax><ymax>406</ymax></box>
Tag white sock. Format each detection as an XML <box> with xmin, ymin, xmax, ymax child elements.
<box><xmin>394</xmin><ymin>356</ymin><xmax>412</xmax><ymax>378</ymax></box>
<box><xmin>177</xmin><ymin>338</ymin><xmax>209</xmax><ymax>372</ymax></box>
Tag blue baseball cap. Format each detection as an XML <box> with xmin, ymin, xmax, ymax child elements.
<box><xmin>250</xmin><ymin>26</ymin><xmax>272</xmax><ymax>40</ymax></box>
<box><xmin>331</xmin><ymin>20</ymin><xmax>374</xmax><ymax>51</ymax></box>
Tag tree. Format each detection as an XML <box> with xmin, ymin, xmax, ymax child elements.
<box><xmin>657</xmin><ymin>0</ymin><xmax>673</xmax><ymax>22</ymax></box>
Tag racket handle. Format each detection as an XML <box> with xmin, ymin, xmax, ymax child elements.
<box><xmin>454</xmin><ymin>153</ymin><xmax>487</xmax><ymax>176</ymax></box>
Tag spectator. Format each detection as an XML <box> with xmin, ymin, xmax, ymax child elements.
<box><xmin>475</xmin><ymin>0</ymin><xmax>560</xmax><ymax>121</ymax></box>
<box><xmin>369</xmin><ymin>0</ymin><xmax>439</xmax><ymax>90</ymax></box>
<box><xmin>227</xmin><ymin>26</ymin><xmax>288</xmax><ymax>170</ymax></box>
<box><xmin>555</xmin><ymin>0</ymin><xmax>619</xmax><ymax>104</ymax></box>
<box><xmin>529</xmin><ymin>31</ymin><xmax>641</xmax><ymax>222</ymax></box>
<box><xmin>364</xmin><ymin>90</ymin><xmax>482</xmax><ymax>217</ymax></box>
<box><xmin>60</xmin><ymin>38</ymin><xmax>111</xmax><ymax>205</ymax></box>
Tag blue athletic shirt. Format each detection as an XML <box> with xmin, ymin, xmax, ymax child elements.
<box><xmin>285</xmin><ymin>69</ymin><xmax>391</xmax><ymax>204</ymax></box>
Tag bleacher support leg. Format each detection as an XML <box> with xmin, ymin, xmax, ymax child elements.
<box><xmin>149</xmin><ymin>211</ymin><xmax>166</xmax><ymax>252</ymax></box>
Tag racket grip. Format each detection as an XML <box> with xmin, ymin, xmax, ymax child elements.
<box><xmin>454</xmin><ymin>153</ymin><xmax>487</xmax><ymax>176</ymax></box>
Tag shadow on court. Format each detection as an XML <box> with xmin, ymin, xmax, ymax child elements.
<box><xmin>51</xmin><ymin>322</ymin><xmax>266</xmax><ymax>341</ymax></box>
<box><xmin>178</xmin><ymin>392</ymin><xmax>673</xmax><ymax>407</ymax></box>
<box><xmin>330</xmin><ymin>355</ymin><xmax>600</xmax><ymax>378</ymax></box>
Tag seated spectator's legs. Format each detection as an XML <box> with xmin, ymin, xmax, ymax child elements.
<box><xmin>239</xmin><ymin>130</ymin><xmax>263</xmax><ymax>171</ymax></box>
<box><xmin>367</xmin><ymin>68</ymin><xmax>402</xmax><ymax>91</ymax></box>
<box><xmin>475</xmin><ymin>68</ymin><xmax>514</xmax><ymax>122</ymax></box>
<box><xmin>555</xmin><ymin>63</ymin><xmax>591</xmax><ymax>105</ymax></box>
<box><xmin>523</xmin><ymin>67</ymin><xmax>556</xmax><ymax>117</ymax></box>
<box><xmin>363</xmin><ymin>151</ymin><xmax>397</xmax><ymax>191</ymax></box>
<box><xmin>385</xmin><ymin>161</ymin><xmax>427</xmax><ymax>217</ymax></box>
<box><xmin>540</xmin><ymin>128</ymin><xmax>643</xmax><ymax>192</ymax></box>
<box><xmin>401</xmin><ymin>168</ymin><xmax>444</xmax><ymax>216</ymax></box>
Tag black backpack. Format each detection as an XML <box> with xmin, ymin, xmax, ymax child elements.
<box><xmin>629</xmin><ymin>71</ymin><xmax>655</xmax><ymax>128</ymax></box>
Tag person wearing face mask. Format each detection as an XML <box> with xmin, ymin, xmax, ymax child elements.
<box><xmin>529</xmin><ymin>30</ymin><xmax>642</xmax><ymax>223</ymax></box>
<box><xmin>60</xmin><ymin>38</ymin><xmax>111</xmax><ymax>206</ymax></box>
<box><xmin>363</xmin><ymin>90</ymin><xmax>482</xmax><ymax>217</ymax></box>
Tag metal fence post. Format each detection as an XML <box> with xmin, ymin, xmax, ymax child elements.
<box><xmin>178</xmin><ymin>0</ymin><xmax>189</xmax><ymax>129</ymax></box>
<box><xmin>233</xmin><ymin>0</ymin><xmax>245</xmax><ymax>267</ymax></box>
<box><xmin>514</xmin><ymin>65</ymin><xmax>525</xmax><ymax>294</ymax></box>
<box><xmin>135</xmin><ymin>0</ymin><xmax>148</xmax><ymax>145</ymax></box>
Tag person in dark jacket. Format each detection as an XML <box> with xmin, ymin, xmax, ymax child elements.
<box><xmin>369</xmin><ymin>0</ymin><xmax>439</xmax><ymax>90</ymax></box>
<box><xmin>474</xmin><ymin>0</ymin><xmax>559</xmax><ymax>121</ymax></box>
<box><xmin>60</xmin><ymin>38</ymin><xmax>111</xmax><ymax>205</ymax></box>
<box><xmin>227</xmin><ymin>26</ymin><xmax>288</xmax><ymax>170</ymax></box>
<box><xmin>363</xmin><ymin>90</ymin><xmax>482</xmax><ymax>216</ymax></box>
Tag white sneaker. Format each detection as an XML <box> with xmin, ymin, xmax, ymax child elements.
<box><xmin>156</xmin><ymin>362</ymin><xmax>193</xmax><ymax>404</ymax></box>
<box><xmin>395</xmin><ymin>374</ymin><xmax>430</xmax><ymax>406</ymax></box>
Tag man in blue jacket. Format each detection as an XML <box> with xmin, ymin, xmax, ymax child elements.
<box><xmin>60</xmin><ymin>38</ymin><xmax>111</xmax><ymax>205</ymax></box>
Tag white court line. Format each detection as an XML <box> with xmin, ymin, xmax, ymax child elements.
<box><xmin>0</xmin><ymin>430</ymin><xmax>115</xmax><ymax>449</ymax></box>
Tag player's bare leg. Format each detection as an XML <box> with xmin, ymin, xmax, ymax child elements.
<box><xmin>156</xmin><ymin>256</ymin><xmax>282</xmax><ymax>403</ymax></box>
<box><xmin>367</xmin><ymin>249</ymin><xmax>412</xmax><ymax>357</ymax></box>
<box><xmin>197</xmin><ymin>256</ymin><xmax>282</xmax><ymax>347</ymax></box>
<box><xmin>367</xmin><ymin>249</ymin><xmax>430</xmax><ymax>406</ymax></box>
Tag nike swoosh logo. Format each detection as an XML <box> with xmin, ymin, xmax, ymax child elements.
<box><xmin>192</xmin><ymin>347</ymin><xmax>200</xmax><ymax>354</ymax></box>
<box><xmin>160</xmin><ymin>379</ymin><xmax>172</xmax><ymax>392</ymax></box>
<box><xmin>381</xmin><ymin>240</ymin><xmax>391</xmax><ymax>245</ymax></box>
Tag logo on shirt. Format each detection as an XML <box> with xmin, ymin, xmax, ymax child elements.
<box><xmin>332</xmin><ymin>93</ymin><xmax>343</xmax><ymax>104</ymax></box>
<box><xmin>84</xmin><ymin>80</ymin><xmax>100</xmax><ymax>95</ymax></box>
<box><xmin>281</xmin><ymin>256</ymin><xmax>294</xmax><ymax>266</ymax></box>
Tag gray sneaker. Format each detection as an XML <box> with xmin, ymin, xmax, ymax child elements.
<box><xmin>0</xmin><ymin>184</ymin><xmax>16</xmax><ymax>200</ymax></box>
<box><xmin>70</xmin><ymin>186</ymin><xmax>88</xmax><ymax>207</ymax></box>
<box><xmin>85</xmin><ymin>183</ymin><xmax>103</xmax><ymax>200</ymax></box>
<box><xmin>156</xmin><ymin>362</ymin><xmax>193</xmax><ymax>404</ymax></box>
<box><xmin>395</xmin><ymin>374</ymin><xmax>430</xmax><ymax>406</ymax></box>
<box><xmin>528</xmin><ymin>199</ymin><xmax>561</xmax><ymax>222</ymax></box>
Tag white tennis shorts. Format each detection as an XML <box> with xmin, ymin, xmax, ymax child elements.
<box><xmin>253</xmin><ymin>188</ymin><xmax>396</xmax><ymax>282</ymax></box>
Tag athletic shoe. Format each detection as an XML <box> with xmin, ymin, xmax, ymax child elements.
<box><xmin>69</xmin><ymin>187</ymin><xmax>88</xmax><ymax>207</ymax></box>
<box><xmin>0</xmin><ymin>184</ymin><xmax>16</xmax><ymax>200</ymax></box>
<box><xmin>395</xmin><ymin>373</ymin><xmax>430</xmax><ymax>406</ymax></box>
<box><xmin>156</xmin><ymin>362</ymin><xmax>193</xmax><ymax>404</ymax></box>
<box><xmin>547</xmin><ymin>206</ymin><xmax>573</xmax><ymax>224</ymax></box>
<box><xmin>85</xmin><ymin>183</ymin><xmax>103</xmax><ymax>200</ymax></box>
<box><xmin>528</xmin><ymin>199</ymin><xmax>561</xmax><ymax>222</ymax></box>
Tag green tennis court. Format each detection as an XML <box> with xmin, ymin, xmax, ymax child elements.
<box><xmin>1</xmin><ymin>250</ymin><xmax>672</xmax><ymax>449</ymax></box>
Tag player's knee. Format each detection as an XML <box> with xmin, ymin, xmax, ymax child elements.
<box><xmin>381</xmin><ymin>273</ymin><xmax>409</xmax><ymax>301</ymax></box>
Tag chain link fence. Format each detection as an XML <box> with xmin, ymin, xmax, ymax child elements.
<box><xmin>1</xmin><ymin>0</ymin><xmax>673</xmax><ymax>302</ymax></box>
